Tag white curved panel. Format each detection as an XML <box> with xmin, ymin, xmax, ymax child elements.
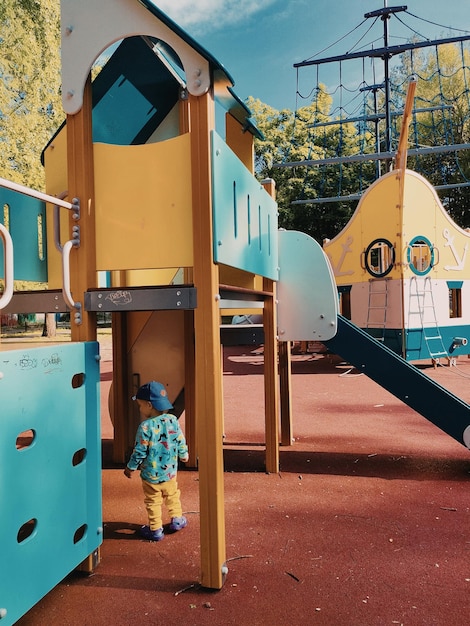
<box><xmin>61</xmin><ymin>0</ymin><xmax>210</xmax><ymax>114</ymax></box>
<box><xmin>277</xmin><ymin>230</ymin><xmax>338</xmax><ymax>341</ymax></box>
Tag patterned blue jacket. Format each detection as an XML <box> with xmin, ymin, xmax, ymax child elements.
<box><xmin>127</xmin><ymin>413</ymin><xmax>188</xmax><ymax>484</ymax></box>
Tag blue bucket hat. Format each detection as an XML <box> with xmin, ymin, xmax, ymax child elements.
<box><xmin>132</xmin><ymin>381</ymin><xmax>173</xmax><ymax>411</ymax></box>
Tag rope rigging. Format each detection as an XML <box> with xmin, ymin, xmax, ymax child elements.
<box><xmin>281</xmin><ymin>5</ymin><xmax>470</xmax><ymax>221</ymax></box>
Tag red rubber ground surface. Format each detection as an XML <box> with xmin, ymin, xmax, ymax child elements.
<box><xmin>17</xmin><ymin>344</ymin><xmax>470</xmax><ymax>625</ymax></box>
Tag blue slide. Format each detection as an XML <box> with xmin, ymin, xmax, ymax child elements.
<box><xmin>324</xmin><ymin>315</ymin><xmax>470</xmax><ymax>449</ymax></box>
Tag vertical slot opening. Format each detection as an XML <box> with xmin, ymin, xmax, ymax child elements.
<box><xmin>247</xmin><ymin>195</ymin><xmax>251</xmax><ymax>245</ymax></box>
<box><xmin>233</xmin><ymin>181</ymin><xmax>238</xmax><ymax>238</ymax></box>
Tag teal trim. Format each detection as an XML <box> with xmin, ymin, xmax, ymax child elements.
<box><xmin>0</xmin><ymin>342</ymin><xmax>102</xmax><ymax>624</ymax></box>
<box><xmin>326</xmin><ymin>316</ymin><xmax>470</xmax><ymax>447</ymax></box>
<box><xmin>211</xmin><ymin>131</ymin><xmax>278</xmax><ymax>280</ymax></box>
<box><xmin>407</xmin><ymin>235</ymin><xmax>435</xmax><ymax>276</ymax></box>
<box><xmin>447</xmin><ymin>281</ymin><xmax>463</xmax><ymax>289</ymax></box>
<box><xmin>405</xmin><ymin>324</ymin><xmax>470</xmax><ymax>360</ymax></box>
<box><xmin>0</xmin><ymin>188</ymin><xmax>47</xmax><ymax>282</ymax></box>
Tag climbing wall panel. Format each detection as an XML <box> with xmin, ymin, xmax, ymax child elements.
<box><xmin>0</xmin><ymin>342</ymin><xmax>102</xmax><ymax>625</ymax></box>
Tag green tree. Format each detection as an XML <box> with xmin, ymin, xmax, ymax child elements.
<box><xmin>247</xmin><ymin>89</ymin><xmax>368</xmax><ymax>243</ymax></box>
<box><xmin>0</xmin><ymin>0</ymin><xmax>61</xmax><ymax>189</ymax></box>
<box><xmin>393</xmin><ymin>42</ymin><xmax>470</xmax><ymax>225</ymax></box>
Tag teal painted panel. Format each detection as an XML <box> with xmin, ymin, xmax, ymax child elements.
<box><xmin>211</xmin><ymin>131</ymin><xmax>278</xmax><ymax>280</ymax></box>
<box><xmin>405</xmin><ymin>324</ymin><xmax>470</xmax><ymax>361</ymax></box>
<box><xmin>0</xmin><ymin>188</ymin><xmax>47</xmax><ymax>282</ymax></box>
<box><xmin>363</xmin><ymin>328</ymin><xmax>404</xmax><ymax>358</ymax></box>
<box><xmin>277</xmin><ymin>230</ymin><xmax>338</xmax><ymax>341</ymax></box>
<box><xmin>0</xmin><ymin>342</ymin><xmax>102</xmax><ymax>625</ymax></box>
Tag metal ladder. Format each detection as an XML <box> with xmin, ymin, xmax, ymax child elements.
<box><xmin>366</xmin><ymin>279</ymin><xmax>389</xmax><ymax>341</ymax></box>
<box><xmin>408</xmin><ymin>276</ymin><xmax>447</xmax><ymax>362</ymax></box>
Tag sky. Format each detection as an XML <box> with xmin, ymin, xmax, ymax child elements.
<box><xmin>153</xmin><ymin>0</ymin><xmax>470</xmax><ymax>113</ymax></box>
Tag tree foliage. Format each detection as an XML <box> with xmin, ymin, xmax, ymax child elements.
<box><xmin>393</xmin><ymin>42</ymin><xmax>470</xmax><ymax>227</ymax></box>
<box><xmin>247</xmin><ymin>92</ymin><xmax>363</xmax><ymax>243</ymax></box>
<box><xmin>0</xmin><ymin>0</ymin><xmax>61</xmax><ymax>189</ymax></box>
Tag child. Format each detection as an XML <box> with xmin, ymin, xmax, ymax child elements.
<box><xmin>124</xmin><ymin>381</ymin><xmax>189</xmax><ymax>541</ymax></box>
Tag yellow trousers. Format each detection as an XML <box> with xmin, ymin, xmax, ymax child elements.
<box><xmin>141</xmin><ymin>477</ymin><xmax>183</xmax><ymax>530</ymax></box>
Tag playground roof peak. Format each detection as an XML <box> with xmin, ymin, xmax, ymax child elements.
<box><xmin>59</xmin><ymin>0</ymin><xmax>262</xmax><ymax>139</ymax></box>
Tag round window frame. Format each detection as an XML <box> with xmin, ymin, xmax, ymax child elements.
<box><xmin>407</xmin><ymin>235</ymin><xmax>434</xmax><ymax>276</ymax></box>
<box><xmin>364</xmin><ymin>238</ymin><xmax>395</xmax><ymax>278</ymax></box>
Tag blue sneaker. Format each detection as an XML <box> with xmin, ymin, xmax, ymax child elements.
<box><xmin>140</xmin><ymin>525</ymin><xmax>164</xmax><ymax>541</ymax></box>
<box><xmin>170</xmin><ymin>516</ymin><xmax>187</xmax><ymax>531</ymax></box>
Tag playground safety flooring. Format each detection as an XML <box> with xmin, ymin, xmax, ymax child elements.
<box><xmin>14</xmin><ymin>334</ymin><xmax>470</xmax><ymax>626</ymax></box>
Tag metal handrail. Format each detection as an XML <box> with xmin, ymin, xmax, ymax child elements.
<box><xmin>53</xmin><ymin>190</ymin><xmax>71</xmax><ymax>252</ymax></box>
<box><xmin>0</xmin><ymin>176</ymin><xmax>75</xmax><ymax>210</ymax></box>
<box><xmin>62</xmin><ymin>239</ymin><xmax>81</xmax><ymax>316</ymax></box>
<box><xmin>0</xmin><ymin>223</ymin><xmax>14</xmax><ymax>309</ymax></box>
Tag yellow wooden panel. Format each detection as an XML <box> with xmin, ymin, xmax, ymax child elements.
<box><xmin>43</xmin><ymin>127</ymin><xmax>69</xmax><ymax>289</ymax></box>
<box><xmin>402</xmin><ymin>170</ymin><xmax>470</xmax><ymax>280</ymax></box>
<box><xmin>123</xmin><ymin>268</ymin><xmax>181</xmax><ymax>287</ymax></box>
<box><xmin>94</xmin><ymin>134</ymin><xmax>193</xmax><ymax>272</ymax></box>
<box><xmin>225</xmin><ymin>112</ymin><xmax>254</xmax><ymax>171</ymax></box>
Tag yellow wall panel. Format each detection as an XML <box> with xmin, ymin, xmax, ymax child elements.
<box><xmin>123</xmin><ymin>268</ymin><xmax>181</xmax><ymax>287</ymax></box>
<box><xmin>94</xmin><ymin>134</ymin><xmax>193</xmax><ymax>272</ymax></box>
<box><xmin>324</xmin><ymin>171</ymin><xmax>403</xmax><ymax>284</ymax></box>
<box><xmin>402</xmin><ymin>171</ymin><xmax>470</xmax><ymax>281</ymax></box>
<box><xmin>43</xmin><ymin>127</ymin><xmax>69</xmax><ymax>289</ymax></box>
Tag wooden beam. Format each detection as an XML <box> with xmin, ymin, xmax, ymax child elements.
<box><xmin>261</xmin><ymin>178</ymin><xmax>280</xmax><ymax>473</ymax></box>
<box><xmin>66</xmin><ymin>76</ymin><xmax>97</xmax><ymax>342</ymax></box>
<box><xmin>189</xmin><ymin>91</ymin><xmax>226</xmax><ymax>590</ymax></box>
<box><xmin>279</xmin><ymin>340</ymin><xmax>293</xmax><ymax>446</ymax></box>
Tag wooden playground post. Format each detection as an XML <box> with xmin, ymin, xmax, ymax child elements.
<box><xmin>180</xmin><ymin>95</ymin><xmax>198</xmax><ymax>468</ymax></box>
<box><xmin>278</xmin><ymin>340</ymin><xmax>293</xmax><ymax>446</ymax></box>
<box><xmin>65</xmin><ymin>75</ymin><xmax>99</xmax><ymax>572</ymax></box>
<box><xmin>66</xmin><ymin>76</ymin><xmax>97</xmax><ymax>343</ymax></box>
<box><xmin>262</xmin><ymin>178</ymin><xmax>280</xmax><ymax>473</ymax></box>
<box><xmin>189</xmin><ymin>91</ymin><xmax>226</xmax><ymax>589</ymax></box>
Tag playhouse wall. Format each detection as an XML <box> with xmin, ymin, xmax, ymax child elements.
<box><xmin>402</xmin><ymin>170</ymin><xmax>470</xmax><ymax>281</ymax></box>
<box><xmin>94</xmin><ymin>134</ymin><xmax>193</xmax><ymax>272</ymax></box>
<box><xmin>324</xmin><ymin>171</ymin><xmax>403</xmax><ymax>285</ymax></box>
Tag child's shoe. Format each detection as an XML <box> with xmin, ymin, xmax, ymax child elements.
<box><xmin>140</xmin><ymin>525</ymin><xmax>164</xmax><ymax>541</ymax></box>
<box><xmin>170</xmin><ymin>516</ymin><xmax>187</xmax><ymax>531</ymax></box>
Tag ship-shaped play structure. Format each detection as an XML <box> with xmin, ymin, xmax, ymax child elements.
<box><xmin>324</xmin><ymin>78</ymin><xmax>470</xmax><ymax>364</ymax></box>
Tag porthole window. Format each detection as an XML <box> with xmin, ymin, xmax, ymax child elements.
<box><xmin>365</xmin><ymin>238</ymin><xmax>395</xmax><ymax>278</ymax></box>
<box><xmin>407</xmin><ymin>236</ymin><xmax>434</xmax><ymax>276</ymax></box>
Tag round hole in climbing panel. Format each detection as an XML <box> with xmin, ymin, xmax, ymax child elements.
<box><xmin>16</xmin><ymin>429</ymin><xmax>36</xmax><ymax>450</ymax></box>
<box><xmin>72</xmin><ymin>448</ymin><xmax>87</xmax><ymax>466</ymax></box>
<box><xmin>17</xmin><ymin>518</ymin><xmax>37</xmax><ymax>543</ymax></box>
<box><xmin>71</xmin><ymin>372</ymin><xmax>85</xmax><ymax>389</ymax></box>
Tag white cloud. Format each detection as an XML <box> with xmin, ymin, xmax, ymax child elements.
<box><xmin>152</xmin><ymin>0</ymin><xmax>277</xmax><ymax>35</ymax></box>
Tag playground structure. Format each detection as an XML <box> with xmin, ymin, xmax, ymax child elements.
<box><xmin>324</xmin><ymin>79</ymin><xmax>470</xmax><ymax>364</ymax></box>
<box><xmin>0</xmin><ymin>1</ymin><xmax>339</xmax><ymax>622</ymax></box>
<box><xmin>1</xmin><ymin>2</ymin><xmax>470</xmax><ymax>624</ymax></box>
